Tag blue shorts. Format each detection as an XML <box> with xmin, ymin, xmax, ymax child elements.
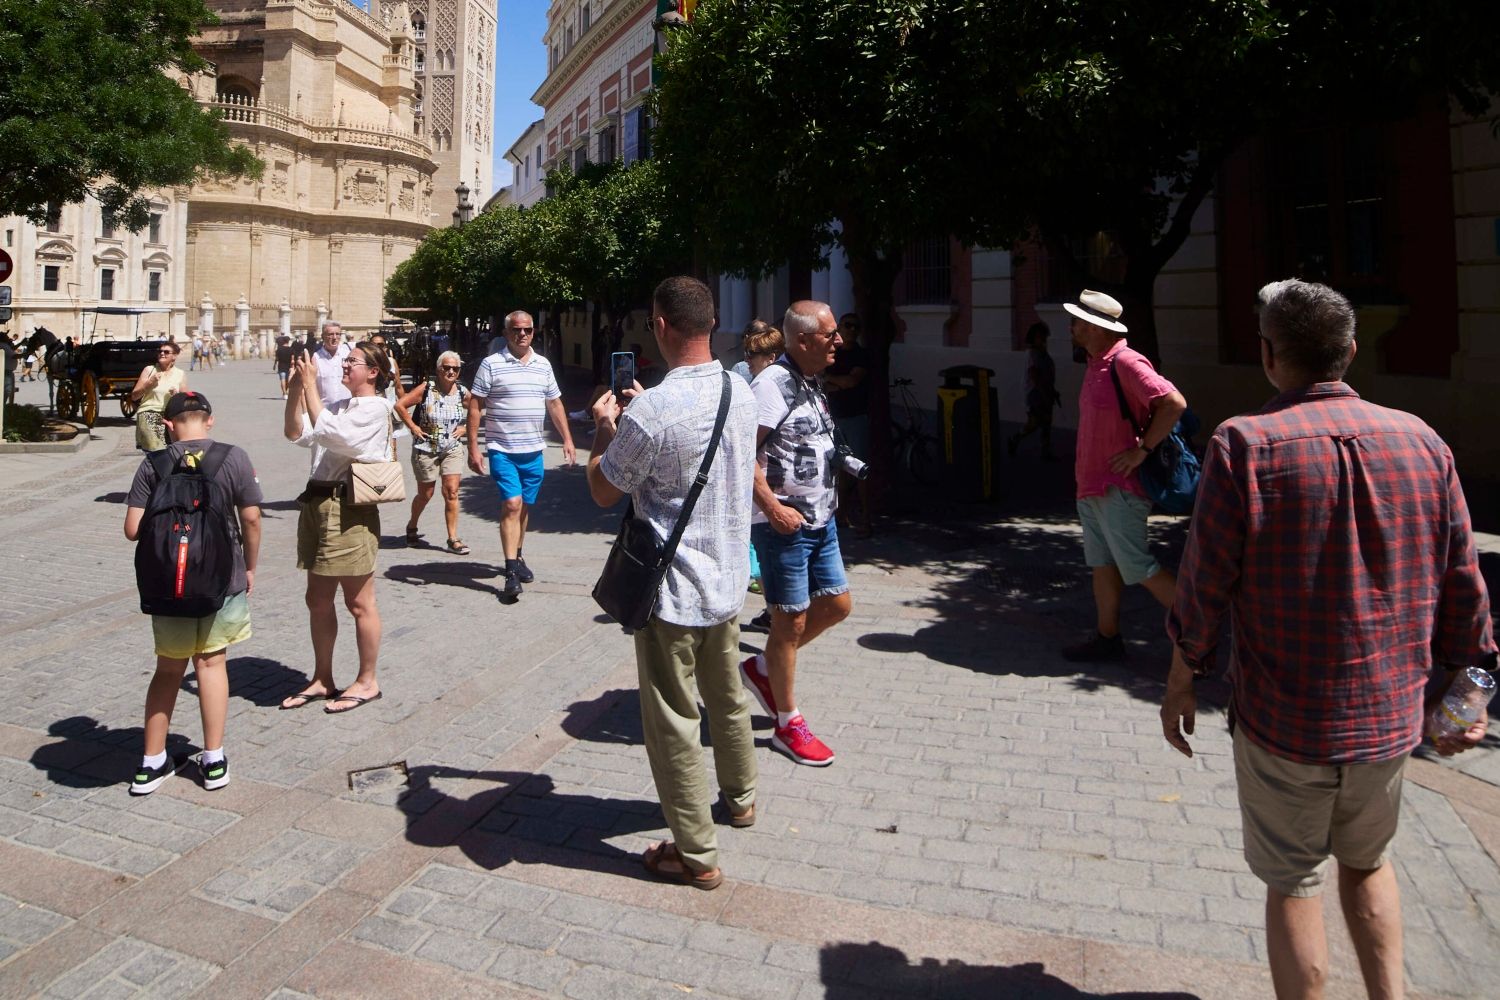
<box><xmin>752</xmin><ymin>519</ymin><xmax>849</xmax><ymax>614</ymax></box>
<box><xmin>489</xmin><ymin>449</ymin><xmax>545</xmax><ymax>504</ymax></box>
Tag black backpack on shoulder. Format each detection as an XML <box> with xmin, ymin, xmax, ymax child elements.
<box><xmin>134</xmin><ymin>443</ymin><xmax>239</xmax><ymax>617</ymax></box>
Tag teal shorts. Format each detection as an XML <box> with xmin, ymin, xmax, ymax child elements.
<box><xmin>1077</xmin><ymin>487</ymin><xmax>1160</xmax><ymax>585</ymax></box>
<box><xmin>151</xmin><ymin>591</ymin><xmax>251</xmax><ymax>660</ymax></box>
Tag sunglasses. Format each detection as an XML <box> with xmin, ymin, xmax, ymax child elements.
<box><xmin>508</xmin><ymin>327</ymin><xmax>534</xmax><ymax>334</ymax></box>
<box><xmin>439</xmin><ymin>365</ymin><xmax>461</xmax><ymax>373</ymax></box>
<box><xmin>158</xmin><ymin>349</ymin><xmax>176</xmax><ymax>355</ymax></box>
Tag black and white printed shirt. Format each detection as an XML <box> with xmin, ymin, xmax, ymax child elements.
<box><xmin>751</xmin><ymin>357</ymin><xmax>839</xmax><ymax>529</ymax></box>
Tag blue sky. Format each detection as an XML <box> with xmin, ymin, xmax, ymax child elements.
<box><xmin>491</xmin><ymin>1</ymin><xmax>549</xmax><ymax>191</ymax></box>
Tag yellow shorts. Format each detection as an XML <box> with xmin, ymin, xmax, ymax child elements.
<box><xmin>151</xmin><ymin>591</ymin><xmax>251</xmax><ymax>660</ymax></box>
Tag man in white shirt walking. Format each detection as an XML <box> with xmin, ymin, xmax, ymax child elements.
<box><xmin>310</xmin><ymin>322</ymin><xmax>352</xmax><ymax>406</ymax></box>
<box><xmin>466</xmin><ymin>310</ymin><xmax>576</xmax><ymax>601</ymax></box>
<box><xmin>587</xmin><ymin>276</ymin><xmax>759</xmax><ymax>889</ymax></box>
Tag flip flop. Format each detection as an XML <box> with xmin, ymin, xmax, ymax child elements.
<box><xmin>279</xmin><ymin>692</ymin><xmax>331</xmax><ymax>711</ymax></box>
<box><xmin>324</xmin><ymin>692</ymin><xmax>383</xmax><ymax>715</ymax></box>
<box><xmin>642</xmin><ymin>841</ymin><xmax>723</xmax><ymax>890</ymax></box>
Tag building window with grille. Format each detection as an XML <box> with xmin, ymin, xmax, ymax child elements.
<box><xmin>100</xmin><ymin>267</ymin><xmax>115</xmax><ymax>300</ymax></box>
<box><xmin>101</xmin><ymin>214</ymin><xmax>118</xmax><ymax>240</ymax></box>
<box><xmin>412</xmin><ymin>15</ymin><xmax>425</xmax><ymax>40</ymax></box>
<box><xmin>415</xmin><ymin>50</ymin><xmax>424</xmax><ymax>72</ymax></box>
<box><xmin>43</xmin><ymin>265</ymin><xmax>60</xmax><ymax>291</ymax></box>
<box><xmin>148</xmin><ymin>212</ymin><xmax>163</xmax><ymax>244</ymax></box>
<box><xmin>598</xmin><ymin>124</ymin><xmax>616</xmax><ymax>162</ymax></box>
<box><xmin>902</xmin><ymin>236</ymin><xmax>952</xmax><ymax>305</ymax></box>
<box><xmin>148</xmin><ymin>271</ymin><xmax>162</xmax><ymax>301</ymax></box>
<box><xmin>45</xmin><ymin>203</ymin><xmax>61</xmax><ymax>233</ymax></box>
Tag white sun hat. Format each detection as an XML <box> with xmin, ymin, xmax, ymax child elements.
<box><xmin>1062</xmin><ymin>289</ymin><xmax>1128</xmax><ymax>334</ymax></box>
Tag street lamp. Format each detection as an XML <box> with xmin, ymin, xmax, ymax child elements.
<box><xmin>451</xmin><ymin>182</ymin><xmax>473</xmax><ymax>228</ymax></box>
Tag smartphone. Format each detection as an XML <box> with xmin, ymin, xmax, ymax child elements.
<box><xmin>611</xmin><ymin>351</ymin><xmax>635</xmax><ymax>397</ymax></box>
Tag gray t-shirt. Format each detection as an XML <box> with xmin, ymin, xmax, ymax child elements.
<box><xmin>126</xmin><ymin>438</ymin><xmax>264</xmax><ymax>595</ymax></box>
<box><xmin>600</xmin><ymin>362</ymin><xmax>757</xmax><ymax>628</ymax></box>
<box><xmin>751</xmin><ymin>359</ymin><xmax>839</xmax><ymax>528</ymax></box>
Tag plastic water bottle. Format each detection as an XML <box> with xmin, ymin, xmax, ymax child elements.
<box><xmin>1427</xmin><ymin>666</ymin><xmax>1497</xmax><ymax>744</ymax></box>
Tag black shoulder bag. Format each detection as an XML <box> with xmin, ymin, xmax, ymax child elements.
<box><xmin>592</xmin><ymin>373</ymin><xmax>733</xmax><ymax>632</ymax></box>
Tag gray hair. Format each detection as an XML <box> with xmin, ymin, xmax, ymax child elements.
<box><xmin>437</xmin><ymin>350</ymin><xmax>462</xmax><ymax>368</ymax></box>
<box><xmin>1256</xmin><ymin>279</ymin><xmax>1356</xmax><ymax>381</ymax></box>
<box><xmin>321</xmin><ymin>321</ymin><xmax>342</xmax><ymax>336</ymax></box>
<box><xmin>783</xmin><ymin>300</ymin><xmax>831</xmax><ymax>342</ymax></box>
<box><xmin>504</xmin><ymin>310</ymin><xmax>532</xmax><ymax>329</ymax></box>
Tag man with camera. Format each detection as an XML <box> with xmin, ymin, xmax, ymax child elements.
<box><xmin>741</xmin><ymin>300</ymin><xmax>857</xmax><ymax>766</ymax></box>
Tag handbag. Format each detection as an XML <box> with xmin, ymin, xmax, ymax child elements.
<box><xmin>1109</xmin><ymin>358</ymin><xmax>1201</xmax><ymax>515</ymax></box>
<box><xmin>346</xmin><ymin>401</ymin><xmax>407</xmax><ymax>506</ymax></box>
<box><xmin>593</xmin><ymin>373</ymin><xmax>732</xmax><ymax>631</ymax></box>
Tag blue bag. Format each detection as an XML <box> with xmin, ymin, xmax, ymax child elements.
<box><xmin>1109</xmin><ymin>359</ymin><xmax>1201</xmax><ymax>515</ymax></box>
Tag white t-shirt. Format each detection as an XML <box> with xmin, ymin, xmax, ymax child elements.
<box><xmin>295</xmin><ymin>396</ymin><xmax>394</xmax><ymax>481</ymax></box>
<box><xmin>600</xmin><ymin>362</ymin><xmax>757</xmax><ymax>627</ymax></box>
<box><xmin>470</xmin><ymin>347</ymin><xmax>561</xmax><ymax>454</ymax></box>
<box><xmin>313</xmin><ymin>342</ymin><xmax>352</xmax><ymax>406</ymax></box>
<box><xmin>751</xmin><ymin>358</ymin><xmax>839</xmax><ymax>528</ymax></box>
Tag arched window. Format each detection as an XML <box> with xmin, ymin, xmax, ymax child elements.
<box><xmin>216</xmin><ymin>78</ymin><xmax>256</xmax><ymax>104</ymax></box>
<box><xmin>412</xmin><ymin>14</ymin><xmax>425</xmax><ymax>41</ymax></box>
<box><xmin>415</xmin><ymin>50</ymin><xmax>424</xmax><ymax>71</ymax></box>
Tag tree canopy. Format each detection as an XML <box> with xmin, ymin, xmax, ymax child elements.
<box><xmin>0</xmin><ymin>0</ymin><xmax>261</xmax><ymax>229</ymax></box>
<box><xmin>651</xmin><ymin>0</ymin><xmax>1500</xmax><ymax>363</ymax></box>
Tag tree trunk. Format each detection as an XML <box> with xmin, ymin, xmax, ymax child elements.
<box><xmin>840</xmin><ymin>220</ymin><xmax>901</xmax><ymax>511</ymax></box>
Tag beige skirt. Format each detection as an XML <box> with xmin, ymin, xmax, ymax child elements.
<box><xmin>297</xmin><ymin>490</ymin><xmax>380</xmax><ymax>577</ymax></box>
<box><xmin>135</xmin><ymin>409</ymin><xmax>169</xmax><ymax>452</ymax></box>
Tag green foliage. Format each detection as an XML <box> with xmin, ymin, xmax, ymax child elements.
<box><xmin>384</xmin><ymin>160</ymin><xmax>688</xmax><ymax>325</ymax></box>
<box><xmin>0</xmin><ymin>0</ymin><xmax>261</xmax><ymax>230</ymax></box>
<box><xmin>3</xmin><ymin>404</ymin><xmax>46</xmax><ymax>442</ymax></box>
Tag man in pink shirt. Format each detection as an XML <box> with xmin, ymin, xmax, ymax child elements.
<box><xmin>1063</xmin><ymin>290</ymin><xmax>1187</xmax><ymax>662</ymax></box>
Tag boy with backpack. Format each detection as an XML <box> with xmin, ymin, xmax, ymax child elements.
<box><xmin>123</xmin><ymin>391</ymin><xmax>262</xmax><ymax>794</ymax></box>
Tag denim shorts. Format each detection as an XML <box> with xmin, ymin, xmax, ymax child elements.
<box><xmin>489</xmin><ymin>449</ymin><xmax>545</xmax><ymax>503</ymax></box>
<box><xmin>752</xmin><ymin>519</ymin><xmax>849</xmax><ymax>614</ymax></box>
<box><xmin>1077</xmin><ymin>486</ymin><xmax>1160</xmax><ymax>585</ymax></box>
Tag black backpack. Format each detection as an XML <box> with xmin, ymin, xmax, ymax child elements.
<box><xmin>134</xmin><ymin>443</ymin><xmax>239</xmax><ymax>617</ymax></box>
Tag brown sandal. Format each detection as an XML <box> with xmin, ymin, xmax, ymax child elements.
<box><xmin>642</xmin><ymin>841</ymin><xmax>722</xmax><ymax>890</ymax></box>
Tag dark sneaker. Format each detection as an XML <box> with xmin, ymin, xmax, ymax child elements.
<box><xmin>131</xmin><ymin>755</ymin><xmax>186</xmax><ymax>796</ymax></box>
<box><xmin>200</xmin><ymin>754</ymin><xmax>230</xmax><ymax>791</ymax></box>
<box><xmin>499</xmin><ymin>570</ymin><xmax>523</xmax><ymax>603</ymax></box>
<box><xmin>1061</xmin><ymin>632</ymin><xmax>1127</xmax><ymax>662</ymax></box>
<box><xmin>743</xmin><ymin>609</ymin><xmax>772</xmax><ymax>633</ymax></box>
<box><xmin>514</xmin><ymin>557</ymin><xmax>535</xmax><ymax>584</ymax></box>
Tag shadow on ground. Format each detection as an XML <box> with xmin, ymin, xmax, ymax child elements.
<box><xmin>456</xmin><ymin>460</ymin><xmax>621</xmax><ymax>538</ymax></box>
<box><xmin>398</xmin><ymin>764</ymin><xmax>665</xmax><ymax>884</ymax></box>
<box><xmin>30</xmin><ymin>716</ymin><xmax>196</xmax><ymax>790</ymax></box>
<box><xmin>819</xmin><ymin>941</ymin><xmax>1200</xmax><ymax>1000</ymax></box>
<box><xmin>385</xmin><ymin>560</ymin><xmax>505</xmax><ymax>600</ymax></box>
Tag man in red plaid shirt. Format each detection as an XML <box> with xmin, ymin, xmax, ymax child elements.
<box><xmin>1162</xmin><ymin>279</ymin><xmax>1496</xmax><ymax>999</ymax></box>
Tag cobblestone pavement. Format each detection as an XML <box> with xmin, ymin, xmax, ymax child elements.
<box><xmin>1</xmin><ymin>368</ymin><xmax>1498</xmax><ymax>999</ymax></box>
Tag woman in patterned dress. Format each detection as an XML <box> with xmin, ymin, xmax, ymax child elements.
<box><xmin>395</xmin><ymin>350</ymin><xmax>470</xmax><ymax>553</ymax></box>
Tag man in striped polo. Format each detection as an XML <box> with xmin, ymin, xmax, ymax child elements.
<box><xmin>466</xmin><ymin>310</ymin><xmax>576</xmax><ymax>601</ymax></box>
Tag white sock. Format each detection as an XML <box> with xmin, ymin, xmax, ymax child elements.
<box><xmin>142</xmin><ymin>750</ymin><xmax>167</xmax><ymax>770</ymax></box>
<box><xmin>777</xmin><ymin>709</ymin><xmax>801</xmax><ymax>728</ymax></box>
<box><xmin>753</xmin><ymin>653</ymin><xmax>768</xmax><ymax>678</ymax></box>
<box><xmin>200</xmin><ymin>747</ymin><xmax>224</xmax><ymax>765</ymax></box>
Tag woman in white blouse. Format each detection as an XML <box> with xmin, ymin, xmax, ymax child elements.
<box><xmin>279</xmin><ymin>341</ymin><xmax>395</xmax><ymax>714</ymax></box>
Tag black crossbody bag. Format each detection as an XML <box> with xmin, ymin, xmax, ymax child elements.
<box><xmin>593</xmin><ymin>373</ymin><xmax>732</xmax><ymax>632</ymax></box>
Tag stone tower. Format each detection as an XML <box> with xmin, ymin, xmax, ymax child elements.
<box><xmin>391</xmin><ymin>0</ymin><xmax>497</xmax><ymax>218</ymax></box>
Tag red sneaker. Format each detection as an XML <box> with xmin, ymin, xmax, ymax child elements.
<box><xmin>739</xmin><ymin>656</ymin><xmax>777</xmax><ymax>716</ymax></box>
<box><xmin>772</xmin><ymin>715</ymin><xmax>835</xmax><ymax>767</ymax></box>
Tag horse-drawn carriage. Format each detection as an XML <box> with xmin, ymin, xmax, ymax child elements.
<box><xmin>23</xmin><ymin>308</ymin><xmax>176</xmax><ymax>427</ymax></box>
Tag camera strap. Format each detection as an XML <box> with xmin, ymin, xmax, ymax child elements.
<box><xmin>761</xmin><ymin>358</ymin><xmax>845</xmax><ymax>454</ymax></box>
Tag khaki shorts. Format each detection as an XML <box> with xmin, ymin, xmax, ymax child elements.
<box><xmin>412</xmin><ymin>446</ymin><xmax>465</xmax><ymax>483</ymax></box>
<box><xmin>152</xmin><ymin>591</ymin><xmax>251</xmax><ymax>659</ymax></box>
<box><xmin>1234</xmin><ymin>728</ymin><xmax>1406</xmax><ymax>897</ymax></box>
<box><xmin>296</xmin><ymin>492</ymin><xmax>380</xmax><ymax>577</ymax></box>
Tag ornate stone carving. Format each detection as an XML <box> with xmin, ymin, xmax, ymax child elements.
<box><xmin>398</xmin><ymin>179</ymin><xmax>416</xmax><ymax>211</ymax></box>
<box><xmin>329</xmin><ymin>239</ymin><xmax>344</xmax><ymax>254</ymax></box>
<box><xmin>431</xmin><ymin>76</ymin><xmax>454</xmax><ymax>130</ymax></box>
<box><xmin>342</xmin><ymin>167</ymin><xmax>387</xmax><ymax>206</ymax></box>
<box><xmin>271</xmin><ymin>162</ymin><xmax>290</xmax><ymax>197</ymax></box>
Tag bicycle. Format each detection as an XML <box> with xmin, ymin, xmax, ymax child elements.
<box><xmin>890</xmin><ymin>378</ymin><xmax>938</xmax><ymax>484</ymax></box>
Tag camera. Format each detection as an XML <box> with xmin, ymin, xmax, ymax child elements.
<box><xmin>834</xmin><ymin>444</ymin><xmax>869</xmax><ymax>481</ymax></box>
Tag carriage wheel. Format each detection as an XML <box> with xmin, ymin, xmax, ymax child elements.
<box><xmin>120</xmin><ymin>395</ymin><xmax>138</xmax><ymax>419</ymax></box>
<box><xmin>56</xmin><ymin>380</ymin><xmax>78</xmax><ymax>420</ymax></box>
<box><xmin>80</xmin><ymin>372</ymin><xmax>100</xmax><ymax>428</ymax></box>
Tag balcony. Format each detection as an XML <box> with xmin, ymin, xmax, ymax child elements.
<box><xmin>205</xmin><ymin>95</ymin><xmax>432</xmax><ymax>161</ymax></box>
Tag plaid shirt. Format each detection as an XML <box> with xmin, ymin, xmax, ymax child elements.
<box><xmin>1167</xmin><ymin>382</ymin><xmax>1496</xmax><ymax>765</ymax></box>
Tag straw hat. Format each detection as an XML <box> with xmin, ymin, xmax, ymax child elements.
<box><xmin>1062</xmin><ymin>289</ymin><xmax>1128</xmax><ymax>334</ymax></box>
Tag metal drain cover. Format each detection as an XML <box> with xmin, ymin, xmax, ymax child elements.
<box><xmin>347</xmin><ymin>761</ymin><xmax>409</xmax><ymax>793</ymax></box>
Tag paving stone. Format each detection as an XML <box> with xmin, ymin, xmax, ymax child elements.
<box><xmin>487</xmin><ymin>947</ymin><xmax>578</xmax><ymax>992</ymax></box>
<box><xmin>685</xmin><ymin>922</ymin><xmax>771</xmax><ymax>963</ymax></box>
<box><xmin>414</xmin><ymin>930</ymin><xmax>497</xmax><ymax>973</ymax></box>
<box><xmin>352</xmin><ymin>914</ymin><xmax>427</xmax><ymax>954</ymax></box>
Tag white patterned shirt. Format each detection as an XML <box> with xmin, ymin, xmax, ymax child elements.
<box><xmin>470</xmin><ymin>347</ymin><xmax>561</xmax><ymax>454</ymax></box>
<box><xmin>295</xmin><ymin>396</ymin><xmax>394</xmax><ymax>481</ymax></box>
<box><xmin>600</xmin><ymin>362</ymin><xmax>757</xmax><ymax>628</ymax></box>
<box><xmin>751</xmin><ymin>358</ymin><xmax>839</xmax><ymax>528</ymax></box>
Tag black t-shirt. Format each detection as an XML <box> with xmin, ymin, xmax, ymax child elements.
<box><xmin>274</xmin><ymin>344</ymin><xmax>295</xmax><ymax>372</ymax></box>
<box><xmin>825</xmin><ymin>343</ymin><xmax>870</xmax><ymax>419</ymax></box>
<box><xmin>1</xmin><ymin>339</ymin><xmax>15</xmax><ymax>375</ymax></box>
